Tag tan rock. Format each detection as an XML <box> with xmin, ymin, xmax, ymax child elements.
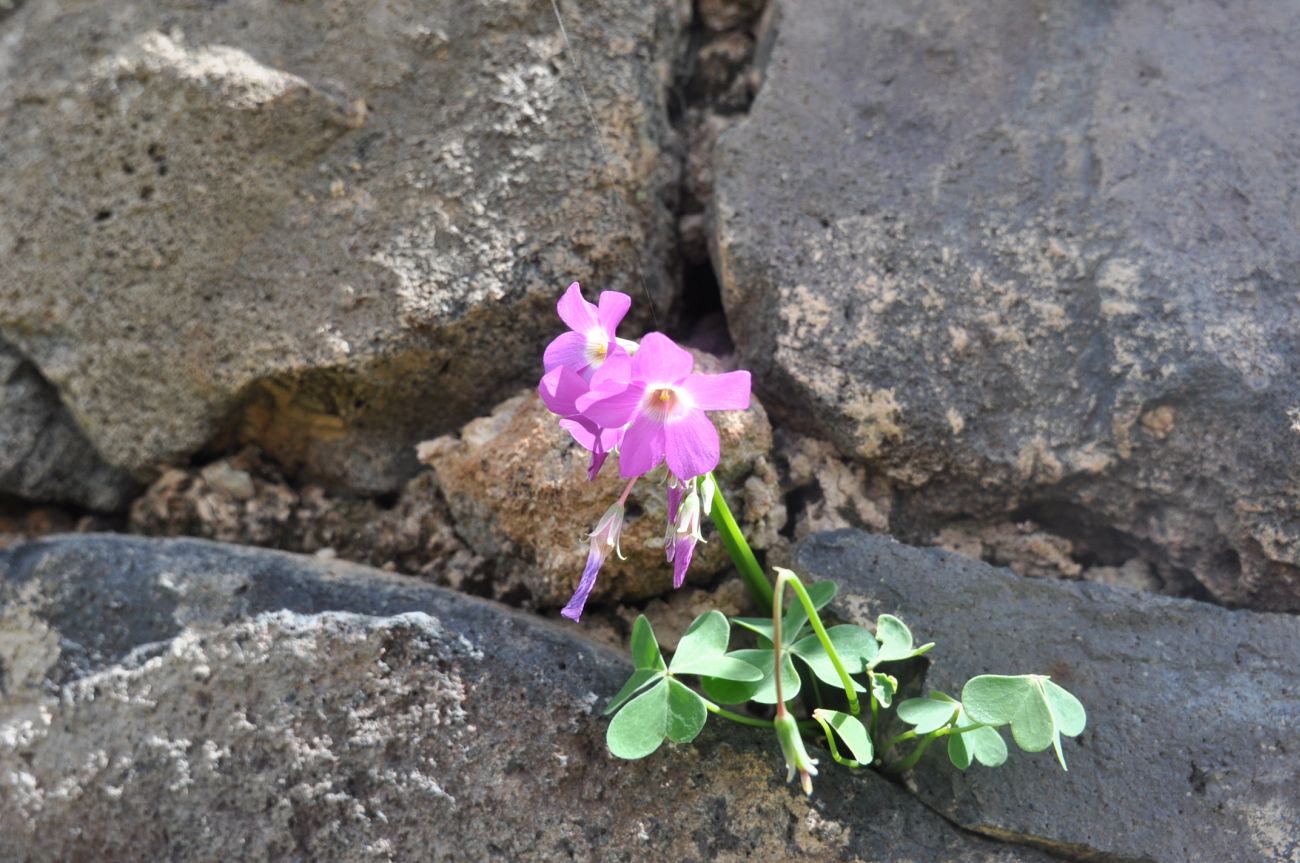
<box><xmin>420</xmin><ymin>369</ymin><xmax>777</xmax><ymax>610</ymax></box>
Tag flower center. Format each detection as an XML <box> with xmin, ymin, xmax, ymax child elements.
<box><xmin>644</xmin><ymin>384</ymin><xmax>690</xmax><ymax>422</ymax></box>
<box><xmin>585</xmin><ymin>330</ymin><xmax>610</xmax><ymax>366</ymax></box>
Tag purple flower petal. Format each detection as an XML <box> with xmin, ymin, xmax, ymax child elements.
<box><xmin>586</xmin><ymin>448</ymin><xmax>609</xmax><ymax>481</ymax></box>
<box><xmin>672</xmin><ymin>534</ymin><xmax>696</xmax><ymax>588</ymax></box>
<box><xmin>596</xmin><ymin>290</ymin><xmax>632</xmax><ymax>334</ymax></box>
<box><xmin>665</xmin><ymin>409</ymin><xmax>720</xmax><ymax>482</ymax></box>
<box><xmin>618</xmin><ymin>412</ymin><xmax>668</xmax><ymax>478</ymax></box>
<box><xmin>543</xmin><ymin>331</ymin><xmax>591</xmax><ymax>375</ymax></box>
<box><xmin>556</xmin><ymin>281</ymin><xmax>599</xmax><ymax>333</ymax></box>
<box><xmin>561</xmin><ymin>547</ymin><xmax>604</xmax><ymax>621</ymax></box>
<box><xmin>578</xmin><ymin>382</ymin><xmax>645</xmax><ymax>428</ymax></box>
<box><xmin>539</xmin><ymin>366</ymin><xmax>588</xmax><ymax>416</ymax></box>
<box><xmin>666</xmin><ymin>481</ymin><xmax>684</xmax><ymax>523</ymax></box>
<box><xmin>683</xmin><ymin>370</ymin><xmax>751</xmax><ymax>411</ymax></box>
<box><xmin>587</xmin><ymin>346</ymin><xmax>633</xmax><ymax>390</ymax></box>
<box><xmin>632</xmin><ymin>332</ymin><xmax>695</xmax><ymax>384</ymax></box>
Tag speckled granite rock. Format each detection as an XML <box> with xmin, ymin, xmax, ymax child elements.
<box><xmin>0</xmin><ymin>0</ymin><xmax>681</xmax><ymax>494</ymax></box>
<box><xmin>713</xmin><ymin>0</ymin><xmax>1300</xmax><ymax>610</ymax></box>
<box><xmin>0</xmin><ymin>534</ymin><xmax>1054</xmax><ymax>862</ymax></box>
<box><xmin>794</xmin><ymin>529</ymin><xmax>1300</xmax><ymax>863</ymax></box>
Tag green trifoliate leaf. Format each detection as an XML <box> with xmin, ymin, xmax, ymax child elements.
<box><xmin>603</xmin><ymin>667</ymin><xmax>664</xmax><ymax>716</ymax></box>
<box><xmin>789</xmin><ymin>624</ymin><xmax>876</xmax><ymax>688</ymax></box>
<box><xmin>781</xmin><ymin>578</ymin><xmax>838</xmax><ymax>636</ymax></box>
<box><xmin>961</xmin><ymin>674</ymin><xmax>1086</xmax><ymax>770</ymax></box>
<box><xmin>731</xmin><ymin>616</ymin><xmax>776</xmax><ymax>643</ymax></box>
<box><xmin>813</xmin><ymin>709</ymin><xmax>874</xmax><ymax>765</ymax></box>
<box><xmin>607</xmin><ymin>679</ymin><xmax>671</xmax><ymax>759</ymax></box>
<box><xmin>871</xmin><ymin>614</ymin><xmax>935</xmax><ymax>665</ymax></box>
<box><xmin>700</xmin><ymin>647</ymin><xmax>801</xmax><ymax>705</ymax></box>
<box><xmin>630</xmin><ymin>614</ymin><xmax>666</xmax><ymax>672</ymax></box>
<box><xmin>606</xmin><ymin>677</ymin><xmax>709</xmax><ymax>759</ymax></box>
<box><xmin>871</xmin><ymin>672</ymin><xmax>897</xmax><ymax>708</ymax></box>
<box><xmin>668</xmin><ymin>611</ymin><xmax>763</xmax><ymax>681</ymax></box>
<box><xmin>897</xmin><ymin>692</ymin><xmax>961</xmax><ymax>735</ymax></box>
<box><xmin>732</xmin><ymin>580</ymin><xmax>837</xmax><ymax>647</ymax></box>
<box><xmin>947</xmin><ymin>708</ymin><xmax>1008</xmax><ymax>771</ymax></box>
<box><xmin>665</xmin><ymin>678</ymin><xmax>709</xmax><ymax>744</ymax></box>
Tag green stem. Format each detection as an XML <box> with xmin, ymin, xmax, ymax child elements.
<box><xmin>881</xmin><ymin>729</ymin><xmax>917</xmax><ymax>753</ymax></box>
<box><xmin>706</xmin><ymin>471</ymin><xmax>774</xmax><ymax>608</ymax></box>
<box><xmin>776</xmin><ymin>570</ymin><xmax>862</xmax><ymax>716</ymax></box>
<box><xmin>705</xmin><ymin>702</ymin><xmax>774</xmax><ymax>729</ymax></box>
<box><xmin>890</xmin><ymin>731</ymin><xmax>940</xmax><ymax>773</ymax></box>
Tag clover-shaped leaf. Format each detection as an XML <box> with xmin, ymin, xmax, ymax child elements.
<box><xmin>605</xmin><ymin>615</ymin><xmax>669</xmax><ymax>716</ymax></box>
<box><xmin>700</xmin><ymin>647</ymin><xmax>800</xmax><ymax>705</ymax></box>
<box><xmin>947</xmin><ymin>707</ymin><xmax>1008</xmax><ymax>770</ymax></box>
<box><xmin>783</xmin><ymin>580</ymin><xmax>838</xmax><ymax>636</ymax></box>
<box><xmin>897</xmin><ymin>692</ymin><xmax>961</xmax><ymax>735</ymax></box>
<box><xmin>813</xmin><ymin>709</ymin><xmax>874</xmax><ymax>765</ymax></box>
<box><xmin>871</xmin><ymin>614</ymin><xmax>935</xmax><ymax>665</ymax></box>
<box><xmin>669</xmin><ymin>610</ymin><xmax>763</xmax><ymax>682</ymax></box>
<box><xmin>961</xmin><ymin>674</ymin><xmax>1086</xmax><ymax>770</ymax></box>
<box><xmin>732</xmin><ymin>580</ymin><xmax>837</xmax><ymax>646</ymax></box>
<box><xmin>789</xmin><ymin>624</ymin><xmax>876</xmax><ymax>689</ymax></box>
<box><xmin>604</xmin><ymin>668</ymin><xmax>663</xmax><ymax>716</ymax></box>
<box><xmin>871</xmin><ymin>671</ymin><xmax>897</xmax><ymax>708</ymax></box>
<box><xmin>631</xmin><ymin>614</ymin><xmax>667</xmax><ymax>672</ymax></box>
<box><xmin>607</xmin><ymin>678</ymin><xmax>708</xmax><ymax>759</ymax></box>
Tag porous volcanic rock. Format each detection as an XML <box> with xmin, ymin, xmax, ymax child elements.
<box><xmin>0</xmin><ymin>338</ymin><xmax>135</xmax><ymax>511</ymax></box>
<box><xmin>0</xmin><ymin>0</ymin><xmax>682</xmax><ymax>494</ymax></box>
<box><xmin>0</xmin><ymin>534</ymin><xmax>1055</xmax><ymax>862</ymax></box>
<box><xmin>794</xmin><ymin>530</ymin><xmax>1300</xmax><ymax>863</ymax></box>
<box><xmin>419</xmin><ymin>371</ymin><xmax>784</xmax><ymax>610</ymax></box>
<box><xmin>713</xmin><ymin>0</ymin><xmax>1300</xmax><ymax>610</ymax></box>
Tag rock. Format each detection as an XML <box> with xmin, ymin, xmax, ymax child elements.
<box><xmin>128</xmin><ymin>448</ymin><xmax>479</xmax><ymax>587</ymax></box>
<box><xmin>0</xmin><ymin>0</ymin><xmax>682</xmax><ymax>494</ymax></box>
<box><xmin>794</xmin><ymin>530</ymin><xmax>1300</xmax><ymax>863</ymax></box>
<box><xmin>419</xmin><ymin>373</ymin><xmax>783</xmax><ymax>610</ymax></box>
<box><xmin>0</xmin><ymin>338</ymin><xmax>136</xmax><ymax>511</ymax></box>
<box><xmin>0</xmin><ymin>534</ymin><xmax>1055</xmax><ymax>861</ymax></box>
<box><xmin>712</xmin><ymin>0</ymin><xmax>1300</xmax><ymax>610</ymax></box>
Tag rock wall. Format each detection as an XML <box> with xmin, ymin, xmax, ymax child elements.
<box><xmin>713</xmin><ymin>0</ymin><xmax>1300</xmax><ymax>609</ymax></box>
<box><xmin>0</xmin><ymin>0</ymin><xmax>682</xmax><ymax>494</ymax></box>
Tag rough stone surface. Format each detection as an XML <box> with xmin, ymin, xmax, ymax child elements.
<box><xmin>420</xmin><ymin>371</ymin><xmax>784</xmax><ymax>610</ymax></box>
<box><xmin>795</xmin><ymin>530</ymin><xmax>1300</xmax><ymax>863</ymax></box>
<box><xmin>0</xmin><ymin>534</ymin><xmax>1054</xmax><ymax>862</ymax></box>
<box><xmin>0</xmin><ymin>0</ymin><xmax>681</xmax><ymax>494</ymax></box>
<box><xmin>713</xmin><ymin>0</ymin><xmax>1300</xmax><ymax>610</ymax></box>
<box><xmin>128</xmin><ymin>447</ymin><xmax>480</xmax><ymax>588</ymax></box>
<box><xmin>0</xmin><ymin>338</ymin><xmax>135</xmax><ymax>511</ymax></box>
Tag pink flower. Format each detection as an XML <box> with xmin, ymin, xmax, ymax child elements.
<box><xmin>543</xmin><ymin>282</ymin><xmax>633</xmax><ymax>382</ymax></box>
<box><xmin>578</xmin><ymin>333</ymin><xmax>751</xmax><ymax>482</ymax></box>
<box><xmin>538</xmin><ymin>364</ymin><xmax>622</xmax><ymax>480</ymax></box>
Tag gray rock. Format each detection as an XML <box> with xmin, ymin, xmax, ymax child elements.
<box><xmin>0</xmin><ymin>337</ymin><xmax>135</xmax><ymax>511</ymax></box>
<box><xmin>712</xmin><ymin>0</ymin><xmax>1300</xmax><ymax>610</ymax></box>
<box><xmin>0</xmin><ymin>0</ymin><xmax>681</xmax><ymax>493</ymax></box>
<box><xmin>794</xmin><ymin>529</ymin><xmax>1300</xmax><ymax>863</ymax></box>
<box><xmin>0</xmin><ymin>534</ymin><xmax>1053</xmax><ymax>861</ymax></box>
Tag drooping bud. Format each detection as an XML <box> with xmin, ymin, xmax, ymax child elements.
<box><xmin>774</xmin><ymin>707</ymin><xmax>819</xmax><ymax>796</ymax></box>
<box><xmin>700</xmin><ymin>473</ymin><xmax>717</xmax><ymax>516</ymax></box>
<box><xmin>667</xmin><ymin>488</ymin><xmax>704</xmax><ymax>589</ymax></box>
<box><xmin>561</xmin><ymin>503</ymin><xmax>626</xmax><ymax>622</ymax></box>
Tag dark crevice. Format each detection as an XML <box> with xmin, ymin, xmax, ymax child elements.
<box><xmin>666</xmin><ymin>0</ymin><xmax>774</xmax><ymax>350</ymax></box>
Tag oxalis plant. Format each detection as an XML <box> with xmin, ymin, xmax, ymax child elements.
<box><xmin>539</xmin><ymin>282</ymin><xmax>1087</xmax><ymax>793</ymax></box>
